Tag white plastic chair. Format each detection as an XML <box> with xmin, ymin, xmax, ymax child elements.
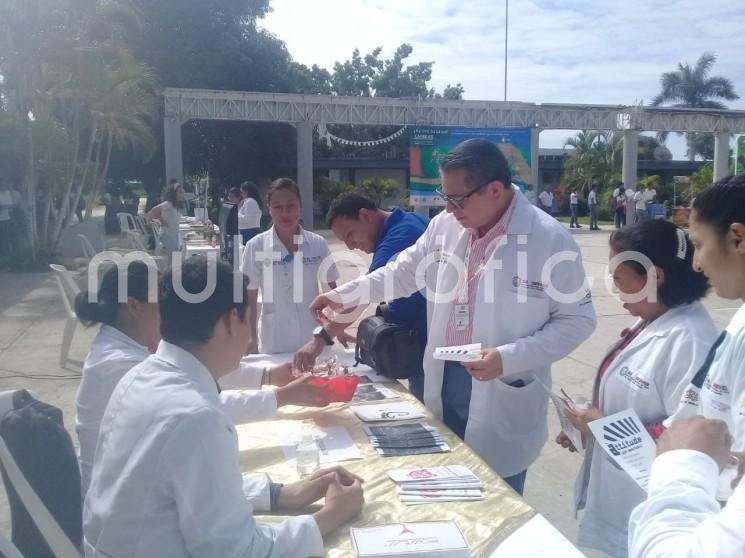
<box><xmin>77</xmin><ymin>234</ymin><xmax>98</xmax><ymax>264</ymax></box>
<box><xmin>124</xmin><ymin>230</ymin><xmax>148</xmax><ymax>252</ymax></box>
<box><xmin>0</xmin><ymin>432</ymin><xmax>82</xmax><ymax>558</ymax></box>
<box><xmin>49</xmin><ymin>264</ymin><xmax>80</xmax><ymax>367</ymax></box>
<box><xmin>0</xmin><ymin>531</ymin><xmax>24</xmax><ymax>558</ymax></box>
<box><xmin>135</xmin><ymin>214</ymin><xmax>149</xmax><ymax>236</ymax></box>
<box><xmin>117</xmin><ymin>212</ymin><xmax>138</xmax><ymax>238</ymax></box>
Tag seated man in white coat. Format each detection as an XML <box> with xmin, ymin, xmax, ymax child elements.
<box><xmin>309</xmin><ymin>139</ymin><xmax>597</xmax><ymax>494</ymax></box>
<box><xmin>84</xmin><ymin>257</ymin><xmax>363</xmax><ymax>557</ymax></box>
<box><xmin>629</xmin><ymin>416</ymin><xmax>745</xmax><ymax>558</ymax></box>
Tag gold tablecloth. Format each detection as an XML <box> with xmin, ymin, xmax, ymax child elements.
<box><xmin>235</xmin><ymin>375</ymin><xmax>536</xmax><ymax>557</ymax></box>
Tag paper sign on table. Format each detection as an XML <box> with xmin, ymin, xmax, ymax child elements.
<box><xmin>282</xmin><ymin>425</ymin><xmax>362</xmax><ymax>466</ymax></box>
<box><xmin>433</xmin><ymin>343</ymin><xmax>482</xmax><ymax>362</ymax></box>
<box><xmin>587</xmin><ymin>408</ymin><xmax>656</xmax><ymax>492</ymax></box>
<box><xmin>351</xmin><ymin>402</ymin><xmax>424</xmax><ymax>422</ymax></box>
<box><xmin>538</xmin><ymin>380</ymin><xmax>585</xmax><ymax>456</ymax></box>
<box><xmin>351</xmin><ymin>520</ymin><xmax>469</xmax><ymax>557</ymax></box>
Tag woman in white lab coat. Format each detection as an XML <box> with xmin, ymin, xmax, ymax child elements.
<box><xmin>75</xmin><ymin>261</ymin><xmax>327</xmax><ymax>496</ymax></box>
<box><xmin>309</xmin><ymin>139</ymin><xmax>596</xmax><ymax>494</ymax></box>
<box><xmin>146</xmin><ymin>182</ymin><xmax>185</xmax><ymax>254</ymax></box>
<box><xmin>241</xmin><ymin>178</ymin><xmax>339</xmax><ymax>354</ymax></box>
<box><xmin>557</xmin><ymin>220</ymin><xmax>718</xmax><ymax>558</ymax></box>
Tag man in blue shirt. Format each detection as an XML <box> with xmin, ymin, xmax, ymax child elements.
<box><xmin>293</xmin><ymin>192</ymin><xmax>428</xmax><ymax>400</ymax></box>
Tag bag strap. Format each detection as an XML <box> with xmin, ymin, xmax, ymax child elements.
<box><xmin>376</xmin><ymin>303</ymin><xmax>394</xmax><ymax>322</ymax></box>
<box><xmin>0</xmin><ymin>436</ymin><xmax>82</xmax><ymax>558</ymax></box>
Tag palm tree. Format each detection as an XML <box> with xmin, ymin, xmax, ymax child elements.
<box><xmin>652</xmin><ymin>52</ymin><xmax>739</xmax><ymax>161</ymax></box>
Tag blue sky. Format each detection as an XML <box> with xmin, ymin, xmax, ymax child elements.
<box><xmin>261</xmin><ymin>0</ymin><xmax>745</xmax><ymax>157</ymax></box>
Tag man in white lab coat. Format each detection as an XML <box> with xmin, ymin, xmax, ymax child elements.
<box><xmin>628</xmin><ymin>416</ymin><xmax>745</xmax><ymax>558</ymax></box>
<box><xmin>309</xmin><ymin>139</ymin><xmax>596</xmax><ymax>494</ymax></box>
<box><xmin>84</xmin><ymin>257</ymin><xmax>363</xmax><ymax>557</ymax></box>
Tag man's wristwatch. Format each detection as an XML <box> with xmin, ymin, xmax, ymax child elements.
<box><xmin>313</xmin><ymin>325</ymin><xmax>334</xmax><ymax>346</ymax></box>
<box><xmin>261</xmin><ymin>366</ymin><xmax>271</xmax><ymax>386</ymax></box>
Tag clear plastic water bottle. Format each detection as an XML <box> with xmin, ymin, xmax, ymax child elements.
<box><xmin>296</xmin><ymin>426</ymin><xmax>320</xmax><ymax>478</ymax></box>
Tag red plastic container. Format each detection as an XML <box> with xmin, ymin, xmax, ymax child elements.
<box><xmin>310</xmin><ymin>374</ymin><xmax>360</xmax><ymax>403</ymax></box>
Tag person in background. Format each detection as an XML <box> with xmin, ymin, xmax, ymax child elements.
<box><xmin>310</xmin><ymin>139</ymin><xmax>596</xmax><ymax>495</ymax></box>
<box><xmin>628</xmin><ymin>416</ymin><xmax>744</xmax><ymax>558</ymax></box>
<box><xmin>239</xmin><ymin>181</ymin><xmax>263</xmax><ymax>245</ymax></box>
<box><xmin>0</xmin><ymin>177</ymin><xmax>14</xmax><ymax>260</ymax></box>
<box><xmin>634</xmin><ymin>185</ymin><xmax>648</xmax><ymax>224</ymax></box>
<box><xmin>588</xmin><ymin>185</ymin><xmax>599</xmax><ymax>230</ymax></box>
<box><xmin>664</xmin><ymin>175</ymin><xmax>745</xmax><ymax>448</ymax></box>
<box><xmin>83</xmin><ymin>257</ymin><xmax>364</xmax><ymax>557</ymax></box>
<box><xmin>643</xmin><ymin>184</ymin><xmax>658</xmax><ymax>219</ymax></box>
<box><xmin>613</xmin><ymin>183</ymin><xmax>627</xmax><ymax>228</ymax></box>
<box><xmin>538</xmin><ymin>186</ymin><xmax>554</xmax><ymax>214</ymax></box>
<box><xmin>75</xmin><ymin>261</ymin><xmax>330</xmax><ymax>497</ymax></box>
<box><xmin>569</xmin><ymin>188</ymin><xmax>582</xmax><ymax>228</ymax></box>
<box><xmin>241</xmin><ymin>178</ymin><xmax>339</xmax><ymax>354</ymax></box>
<box><xmin>293</xmin><ymin>192</ymin><xmax>429</xmax><ymax>401</ymax></box>
<box><xmin>557</xmin><ymin>219</ymin><xmax>717</xmax><ymax>558</ymax></box>
<box><xmin>524</xmin><ymin>184</ymin><xmax>537</xmax><ymax>206</ymax></box>
<box><xmin>146</xmin><ymin>182</ymin><xmax>185</xmax><ymax>254</ymax></box>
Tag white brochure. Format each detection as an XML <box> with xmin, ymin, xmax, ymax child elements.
<box><xmin>433</xmin><ymin>343</ymin><xmax>482</xmax><ymax>362</ymax></box>
<box><xmin>588</xmin><ymin>408</ymin><xmax>656</xmax><ymax>492</ymax></box>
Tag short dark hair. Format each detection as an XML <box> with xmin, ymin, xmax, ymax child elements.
<box><xmin>159</xmin><ymin>257</ymin><xmax>249</xmax><ymax>346</ymax></box>
<box><xmin>228</xmin><ymin>187</ymin><xmax>241</xmax><ymax>198</ymax></box>
<box><xmin>610</xmin><ymin>220</ymin><xmax>709</xmax><ymax>308</ymax></box>
<box><xmin>75</xmin><ymin>261</ymin><xmax>154</xmax><ymax>327</ymax></box>
<box><xmin>266</xmin><ymin>178</ymin><xmax>301</xmax><ymax>206</ymax></box>
<box><xmin>693</xmin><ymin>174</ymin><xmax>745</xmax><ymax>236</ymax></box>
<box><xmin>326</xmin><ymin>192</ymin><xmax>378</xmax><ymax>227</ymax></box>
<box><xmin>439</xmin><ymin>139</ymin><xmax>512</xmax><ymax>191</ymax></box>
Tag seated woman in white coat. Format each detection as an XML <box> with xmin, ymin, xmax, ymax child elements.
<box><xmin>309</xmin><ymin>139</ymin><xmax>597</xmax><ymax>495</ymax></box>
<box><xmin>75</xmin><ymin>261</ymin><xmax>329</xmax><ymax>497</ymax></box>
<box><xmin>241</xmin><ymin>178</ymin><xmax>339</xmax><ymax>354</ymax></box>
<box><xmin>557</xmin><ymin>219</ymin><xmax>718</xmax><ymax>558</ymax></box>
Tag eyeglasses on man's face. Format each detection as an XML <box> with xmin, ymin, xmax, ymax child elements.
<box><xmin>436</xmin><ymin>180</ymin><xmax>491</xmax><ymax>210</ymax></box>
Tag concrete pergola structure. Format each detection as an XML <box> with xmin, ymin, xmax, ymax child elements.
<box><xmin>164</xmin><ymin>87</ymin><xmax>745</xmax><ymax>228</ymax></box>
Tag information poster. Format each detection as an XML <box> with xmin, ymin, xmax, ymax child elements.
<box><xmin>409</xmin><ymin>127</ymin><xmax>533</xmax><ymax>206</ymax></box>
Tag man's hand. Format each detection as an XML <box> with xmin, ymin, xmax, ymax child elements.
<box><xmin>463</xmin><ymin>348</ymin><xmax>503</xmax><ymax>381</ymax></box>
<box><xmin>564</xmin><ymin>402</ymin><xmax>604</xmax><ymax>436</ymax></box>
<box><xmin>657</xmin><ymin>416</ymin><xmax>732</xmax><ymax>471</ymax></box>
<box><xmin>309</xmin><ymin>293</ymin><xmax>346</xmax><ymax>321</ymax></box>
<box><xmin>278</xmin><ymin>466</ymin><xmax>363</xmax><ymax>510</ymax></box>
<box><xmin>336</xmin><ymin>330</ymin><xmax>357</xmax><ymax>349</ymax></box>
<box><xmin>312</xmin><ymin>474</ymin><xmax>364</xmax><ymax>536</ymax></box>
<box><xmin>275</xmin><ymin>375</ymin><xmax>331</xmax><ymax>408</ymax></box>
<box><xmin>293</xmin><ymin>337</ymin><xmax>326</xmax><ymax>372</ymax></box>
<box><xmin>268</xmin><ymin>363</ymin><xmax>294</xmax><ymax>387</ymax></box>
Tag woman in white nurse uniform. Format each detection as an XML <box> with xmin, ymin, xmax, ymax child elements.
<box><xmin>558</xmin><ymin>220</ymin><xmax>718</xmax><ymax>558</ymax></box>
<box><xmin>241</xmin><ymin>178</ymin><xmax>339</xmax><ymax>354</ymax></box>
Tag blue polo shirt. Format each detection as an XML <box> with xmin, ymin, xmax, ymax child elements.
<box><xmin>370</xmin><ymin>208</ymin><xmax>428</xmax><ymax>344</ymax></box>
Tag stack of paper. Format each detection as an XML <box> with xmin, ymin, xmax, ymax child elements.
<box><xmin>351</xmin><ymin>401</ymin><xmax>424</xmax><ymax>422</ymax></box>
<box><xmin>363</xmin><ymin>423</ymin><xmax>450</xmax><ymax>457</ymax></box>
<box><xmin>351</xmin><ymin>521</ymin><xmax>469</xmax><ymax>557</ymax></box>
<box><xmin>282</xmin><ymin>425</ymin><xmax>362</xmax><ymax>466</ymax></box>
<box><xmin>387</xmin><ymin>465</ymin><xmax>484</xmax><ymax>505</ymax></box>
<box><xmin>352</xmin><ymin>383</ymin><xmax>399</xmax><ymax>403</ymax></box>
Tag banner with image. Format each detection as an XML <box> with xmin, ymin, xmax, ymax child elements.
<box><xmin>409</xmin><ymin>127</ymin><xmax>533</xmax><ymax>206</ymax></box>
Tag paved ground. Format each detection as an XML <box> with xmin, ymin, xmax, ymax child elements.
<box><xmin>0</xmin><ymin>223</ymin><xmax>738</xmax><ymax>556</ymax></box>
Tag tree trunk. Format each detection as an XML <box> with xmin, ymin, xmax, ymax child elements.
<box><xmin>87</xmin><ymin>131</ymin><xmax>114</xmax><ymax>222</ymax></box>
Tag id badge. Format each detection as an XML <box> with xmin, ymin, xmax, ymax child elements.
<box><xmin>454</xmin><ymin>304</ymin><xmax>470</xmax><ymax>331</ymax></box>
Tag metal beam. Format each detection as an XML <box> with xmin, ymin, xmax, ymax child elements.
<box><xmin>164</xmin><ymin>88</ymin><xmax>745</xmax><ymax>133</ymax></box>
<box><xmin>713</xmin><ymin>132</ymin><xmax>731</xmax><ymax>182</ymax></box>
<box><xmin>622</xmin><ymin>130</ymin><xmax>639</xmax><ymax>190</ymax></box>
<box><xmin>296</xmin><ymin>121</ymin><xmax>314</xmax><ymax>230</ymax></box>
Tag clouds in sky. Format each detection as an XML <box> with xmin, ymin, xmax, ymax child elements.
<box><xmin>260</xmin><ymin>0</ymin><xmax>745</xmax><ymax>152</ymax></box>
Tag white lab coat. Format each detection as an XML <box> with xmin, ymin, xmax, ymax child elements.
<box><xmin>666</xmin><ymin>303</ymin><xmax>745</xmax><ymax>449</ymax></box>
<box><xmin>238</xmin><ymin>198</ymin><xmax>262</xmax><ymax>230</ymax></box>
<box><xmin>242</xmin><ymin>227</ymin><xmax>339</xmax><ymax>354</ymax></box>
<box><xmin>575</xmin><ymin>303</ymin><xmax>718</xmax><ymax>558</ymax></box>
<box><xmin>76</xmin><ymin>326</ymin><xmax>279</xmax><ymax>497</ymax></box>
<box><xmin>84</xmin><ymin>341</ymin><xmax>323</xmax><ymax>557</ymax></box>
<box><xmin>335</xmin><ymin>189</ymin><xmax>597</xmax><ymax>477</ymax></box>
<box><xmin>629</xmin><ymin>449</ymin><xmax>745</xmax><ymax>558</ymax></box>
